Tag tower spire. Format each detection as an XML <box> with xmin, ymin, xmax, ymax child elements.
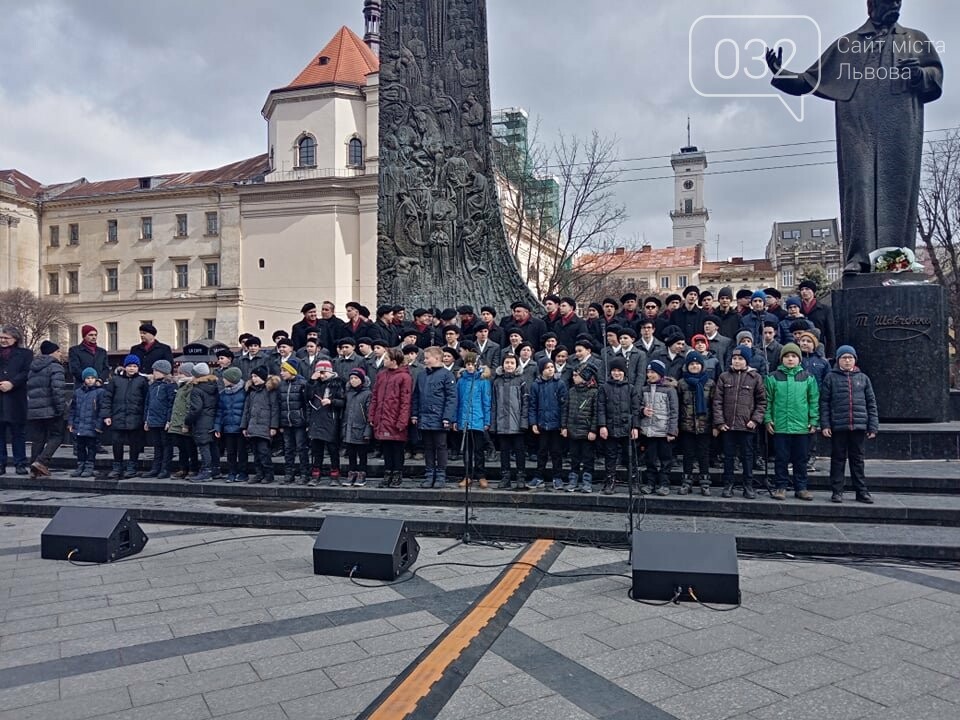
<box><xmin>363</xmin><ymin>0</ymin><xmax>381</xmax><ymax>56</ymax></box>
<box><xmin>687</xmin><ymin>115</ymin><xmax>691</xmax><ymax>148</ymax></box>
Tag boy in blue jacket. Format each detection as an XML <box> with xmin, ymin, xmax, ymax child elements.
<box><xmin>68</xmin><ymin>368</ymin><xmax>104</xmax><ymax>478</ymax></box>
<box><xmin>527</xmin><ymin>358</ymin><xmax>568</xmax><ymax>490</ymax></box>
<box><xmin>143</xmin><ymin>360</ymin><xmax>176</xmax><ymax>478</ymax></box>
<box><xmin>214</xmin><ymin>367</ymin><xmax>247</xmax><ymax>482</ymax></box>
<box><xmin>412</xmin><ymin>346</ymin><xmax>458</xmax><ymax>488</ymax></box>
<box><xmin>454</xmin><ymin>351</ymin><xmax>492</xmax><ymax>489</ymax></box>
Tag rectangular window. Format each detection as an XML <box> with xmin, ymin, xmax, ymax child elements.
<box><xmin>107</xmin><ymin>219</ymin><xmax>118</xmax><ymax>243</ymax></box>
<box><xmin>48</xmin><ymin>272</ymin><xmax>59</xmax><ymax>295</ymax></box>
<box><xmin>140</xmin><ymin>216</ymin><xmax>152</xmax><ymax>240</ymax></box>
<box><xmin>175</xmin><ymin>319</ymin><xmax>189</xmax><ymax>349</ymax></box>
<box><xmin>677</xmin><ymin>275</ymin><xmax>688</xmax><ymax>289</ymax></box>
<box><xmin>106</xmin><ymin>322</ymin><xmax>118</xmax><ymax>352</ymax></box>
<box><xmin>811</xmin><ymin>228</ymin><xmax>821</xmax><ymax>237</ymax></box>
<box><xmin>69</xmin><ymin>324</ymin><xmax>79</xmax><ymax>347</ymax></box>
<box><xmin>791</xmin><ymin>230</ymin><xmax>801</xmax><ymax>239</ymax></box>
<box><xmin>660</xmin><ymin>276</ymin><xmax>670</xmax><ymax>290</ymax></box>
<box><xmin>683</xmin><ymin>198</ymin><xmax>693</xmax><ymax>214</ymax></box>
<box><xmin>826</xmin><ymin>266</ymin><xmax>840</xmax><ymax>282</ymax></box>
<box><xmin>781</xmin><ymin>269</ymin><xmax>794</xmax><ymax>287</ymax></box>
<box><xmin>49</xmin><ymin>226</ymin><xmax>59</xmax><ymax>247</ymax></box>
<box><xmin>175</xmin><ymin>264</ymin><xmax>189</xmax><ymax>289</ymax></box>
<box><xmin>781</xmin><ymin>230</ymin><xmax>791</xmax><ymax>240</ymax></box>
<box><xmin>176</xmin><ymin>213</ymin><xmax>188</xmax><ymax>237</ymax></box>
<box><xmin>140</xmin><ymin>265</ymin><xmax>153</xmax><ymax>290</ymax></box>
<box><xmin>205</xmin><ymin>318</ymin><xmax>217</xmax><ymax>340</ymax></box>
<box><xmin>105</xmin><ymin>267</ymin><xmax>119</xmax><ymax>292</ymax></box>
<box><xmin>821</xmin><ymin>227</ymin><xmax>831</xmax><ymax>237</ymax></box>
<box><xmin>203</xmin><ymin>262</ymin><xmax>219</xmax><ymax>287</ymax></box>
<box><xmin>68</xmin><ymin>223</ymin><xmax>79</xmax><ymax>245</ymax></box>
<box><xmin>205</xmin><ymin>212</ymin><xmax>219</xmax><ymax>236</ymax></box>
<box><xmin>67</xmin><ymin>270</ymin><xmax>79</xmax><ymax>295</ymax></box>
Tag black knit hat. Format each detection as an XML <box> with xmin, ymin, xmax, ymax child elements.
<box><xmin>40</xmin><ymin>340</ymin><xmax>59</xmax><ymax>355</ymax></box>
<box><xmin>609</xmin><ymin>357</ymin><xmax>627</xmax><ymax>373</ymax></box>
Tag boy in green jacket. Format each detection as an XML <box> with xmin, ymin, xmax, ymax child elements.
<box><xmin>764</xmin><ymin>343</ymin><xmax>820</xmax><ymax>501</ymax></box>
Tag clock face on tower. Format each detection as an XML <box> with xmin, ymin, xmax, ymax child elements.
<box><xmin>683</xmin><ymin>180</ymin><xmax>694</xmax><ymax>190</ymax></box>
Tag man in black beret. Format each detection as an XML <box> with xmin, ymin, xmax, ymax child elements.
<box><xmin>412</xmin><ymin>308</ymin><xmax>440</xmax><ymax>348</ymax></box>
<box><xmin>479</xmin><ymin>305</ymin><xmax>505</xmax><ymax>347</ymax></box>
<box><xmin>715</xmin><ymin>287</ymin><xmax>742</xmax><ymax>341</ymax></box>
<box><xmin>457</xmin><ymin>304</ymin><xmax>482</xmax><ymax>341</ymax></box>
<box><xmin>502</xmin><ymin>301</ymin><xmax>546</xmax><ymax>350</ymax></box>
<box><xmin>291</xmin><ymin>301</ymin><xmax>322</xmax><ymax>350</ymax></box>
<box><xmin>615</xmin><ymin>292</ymin><xmax>640</xmax><ymax>329</ymax></box>
<box><xmin>763</xmin><ymin>287</ymin><xmax>786</xmax><ymax>320</ymax></box>
<box><xmin>735</xmin><ymin>288</ymin><xmax>753</xmax><ymax>315</ymax></box>
<box><xmin>129</xmin><ymin>323</ymin><xmax>173</xmax><ymax>373</ymax></box>
<box><xmin>542</xmin><ymin>293</ymin><xmax>562</xmax><ymax>331</ymax></box>
<box><xmin>370</xmin><ymin>305</ymin><xmax>401</xmax><ymax>347</ymax></box>
<box><xmin>699</xmin><ymin>290</ymin><xmax>715</xmax><ymax>314</ymax></box>
<box><xmin>343</xmin><ymin>301</ymin><xmax>372</xmax><ymax>339</ymax></box>
<box><xmin>672</xmin><ymin>285</ymin><xmax>706</xmax><ymax>343</ymax></box>
<box><xmin>555</xmin><ymin>297</ymin><xmax>587</xmax><ymax>351</ymax></box>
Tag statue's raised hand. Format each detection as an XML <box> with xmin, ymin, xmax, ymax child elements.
<box><xmin>765</xmin><ymin>47</ymin><xmax>783</xmax><ymax>76</ymax></box>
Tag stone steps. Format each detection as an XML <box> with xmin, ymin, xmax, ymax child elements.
<box><xmin>4</xmin><ymin>470</ymin><xmax>960</xmax><ymax>527</ymax></box>
<box><xmin>3</xmin><ymin>487</ymin><xmax>959</xmax><ymax>561</ymax></box>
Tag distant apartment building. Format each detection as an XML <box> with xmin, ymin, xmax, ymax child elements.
<box><xmin>765</xmin><ymin>218</ymin><xmax>842</xmax><ymax>291</ymax></box>
<box><xmin>699</xmin><ymin>257</ymin><xmax>777</xmax><ymax>297</ymax></box>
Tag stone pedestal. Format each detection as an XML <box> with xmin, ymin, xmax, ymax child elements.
<box><xmin>833</xmin><ymin>274</ymin><xmax>950</xmax><ymax>422</ymax></box>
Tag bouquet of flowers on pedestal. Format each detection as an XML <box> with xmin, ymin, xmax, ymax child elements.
<box><xmin>869</xmin><ymin>247</ymin><xmax>924</xmax><ymax>273</ymax></box>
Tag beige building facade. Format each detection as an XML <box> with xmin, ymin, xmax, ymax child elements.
<box><xmin>2</xmin><ymin>18</ymin><xmax>553</xmax><ymax>352</ymax></box>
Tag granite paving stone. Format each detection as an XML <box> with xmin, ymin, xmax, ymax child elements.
<box><xmin>4</xmin><ymin>517</ymin><xmax>960</xmax><ymax>720</ymax></box>
<box><xmin>836</xmin><ymin>661</ymin><xmax>955</xmax><ymax>706</ymax></box>
<box><xmin>750</xmin><ymin>685</ymin><xmax>884</xmax><ymax>720</ymax></box>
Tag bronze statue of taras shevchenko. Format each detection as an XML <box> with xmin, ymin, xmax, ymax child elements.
<box><xmin>765</xmin><ymin>0</ymin><xmax>943</xmax><ymax>274</ymax></box>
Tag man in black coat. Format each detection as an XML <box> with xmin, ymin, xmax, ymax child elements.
<box><xmin>68</xmin><ymin>324</ymin><xmax>110</xmax><ymax>385</ymax></box>
<box><xmin>342</xmin><ymin>302</ymin><xmax>372</xmax><ymax>340</ymax></box>
<box><xmin>715</xmin><ymin>287</ymin><xmax>743</xmax><ymax>341</ymax></box>
<box><xmin>501</xmin><ymin>301</ymin><xmax>546</xmax><ymax>350</ymax></box>
<box><xmin>479</xmin><ymin>306</ymin><xmax>505</xmax><ymax>347</ymax></box>
<box><xmin>457</xmin><ymin>305</ymin><xmax>483</xmax><ymax>342</ymax></box>
<box><xmin>128</xmin><ymin>323</ymin><xmax>174</xmax><ymax>373</ymax></box>
<box><xmin>0</xmin><ymin>326</ymin><xmax>33</xmax><ymax>474</ymax></box>
<box><xmin>369</xmin><ymin>306</ymin><xmax>402</xmax><ymax>347</ymax></box>
<box><xmin>671</xmin><ymin>285</ymin><xmax>706</xmax><ymax>342</ymax></box>
<box><xmin>319</xmin><ymin>300</ymin><xmax>346</xmax><ymax>350</ymax></box>
<box><xmin>554</xmin><ymin>297</ymin><xmax>588</xmax><ymax>351</ymax></box>
<box><xmin>291</xmin><ymin>302</ymin><xmax>327</xmax><ymax>351</ymax></box>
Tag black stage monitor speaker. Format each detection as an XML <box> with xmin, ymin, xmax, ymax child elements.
<box><xmin>632</xmin><ymin>531</ymin><xmax>739</xmax><ymax>605</ymax></box>
<box><xmin>313</xmin><ymin>515</ymin><xmax>419</xmax><ymax>581</ymax></box>
<box><xmin>41</xmin><ymin>507</ymin><xmax>149</xmax><ymax>563</ymax></box>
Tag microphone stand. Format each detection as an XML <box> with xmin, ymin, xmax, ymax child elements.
<box><xmin>627</xmin><ymin>434</ymin><xmax>637</xmax><ymax>565</ymax></box>
<box><xmin>439</xmin><ymin>373</ymin><xmax>503</xmax><ymax>554</ymax></box>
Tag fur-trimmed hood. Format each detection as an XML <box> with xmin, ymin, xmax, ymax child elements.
<box><xmin>245</xmin><ymin>375</ymin><xmax>281</xmax><ymax>391</ymax></box>
<box><xmin>458</xmin><ymin>366</ymin><xmax>491</xmax><ymax>380</ymax></box>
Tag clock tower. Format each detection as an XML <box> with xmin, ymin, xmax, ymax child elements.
<box><xmin>670</xmin><ymin>121</ymin><xmax>708</xmax><ymax>247</ymax></box>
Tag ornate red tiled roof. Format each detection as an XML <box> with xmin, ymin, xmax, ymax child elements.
<box><xmin>0</xmin><ymin>169</ymin><xmax>43</xmax><ymax>199</ymax></box>
<box><xmin>281</xmin><ymin>26</ymin><xmax>379</xmax><ymax>91</ymax></box>
<box><xmin>577</xmin><ymin>245</ymin><xmax>702</xmax><ymax>271</ymax></box>
<box><xmin>49</xmin><ymin>154</ymin><xmax>270</xmax><ymax>200</ymax></box>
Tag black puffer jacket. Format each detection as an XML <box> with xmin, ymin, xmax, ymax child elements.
<box><xmin>490</xmin><ymin>368</ymin><xmax>528</xmax><ymax>435</ymax></box>
<box><xmin>100</xmin><ymin>373</ymin><xmax>149</xmax><ymax>431</ymax></box>
<box><xmin>563</xmin><ymin>382</ymin><xmax>598</xmax><ymax>439</ymax></box>
<box><xmin>241</xmin><ymin>376</ymin><xmax>280</xmax><ymax>440</ymax></box>
<box><xmin>27</xmin><ymin>354</ymin><xmax>65</xmax><ymax>420</ymax></box>
<box><xmin>819</xmin><ymin>367</ymin><xmax>879</xmax><ymax>433</ymax></box>
<box><xmin>342</xmin><ymin>377</ymin><xmax>372</xmax><ymax>445</ymax></box>
<box><xmin>277</xmin><ymin>376</ymin><xmax>309</xmax><ymax>428</ymax></box>
<box><xmin>597</xmin><ymin>378</ymin><xmax>640</xmax><ymax>437</ymax></box>
<box><xmin>306</xmin><ymin>375</ymin><xmax>345</xmax><ymax>442</ymax></box>
<box><xmin>185</xmin><ymin>375</ymin><xmax>219</xmax><ymax>441</ymax></box>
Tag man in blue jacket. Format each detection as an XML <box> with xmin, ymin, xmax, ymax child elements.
<box><xmin>412</xmin><ymin>346</ymin><xmax>458</xmax><ymax>487</ymax></box>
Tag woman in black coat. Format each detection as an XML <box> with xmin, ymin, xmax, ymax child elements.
<box><xmin>27</xmin><ymin>341</ymin><xmax>66</xmax><ymax>476</ymax></box>
<box><xmin>101</xmin><ymin>355</ymin><xmax>149</xmax><ymax>478</ymax></box>
<box><xmin>0</xmin><ymin>326</ymin><xmax>33</xmax><ymax>474</ymax></box>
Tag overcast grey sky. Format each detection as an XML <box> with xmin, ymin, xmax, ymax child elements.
<box><xmin>1</xmin><ymin>0</ymin><xmax>955</xmax><ymax>259</ymax></box>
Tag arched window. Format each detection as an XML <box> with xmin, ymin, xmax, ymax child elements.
<box><xmin>348</xmin><ymin>137</ymin><xmax>363</xmax><ymax>167</ymax></box>
<box><xmin>297</xmin><ymin>135</ymin><xmax>316</xmax><ymax>168</ymax></box>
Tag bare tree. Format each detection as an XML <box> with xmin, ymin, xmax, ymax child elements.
<box><xmin>0</xmin><ymin>288</ymin><xmax>72</xmax><ymax>351</ymax></box>
<box><xmin>496</xmin><ymin>123</ymin><xmax>629</xmax><ymax>299</ymax></box>
<box><xmin>917</xmin><ymin>129</ymin><xmax>960</xmax><ymax>387</ymax></box>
